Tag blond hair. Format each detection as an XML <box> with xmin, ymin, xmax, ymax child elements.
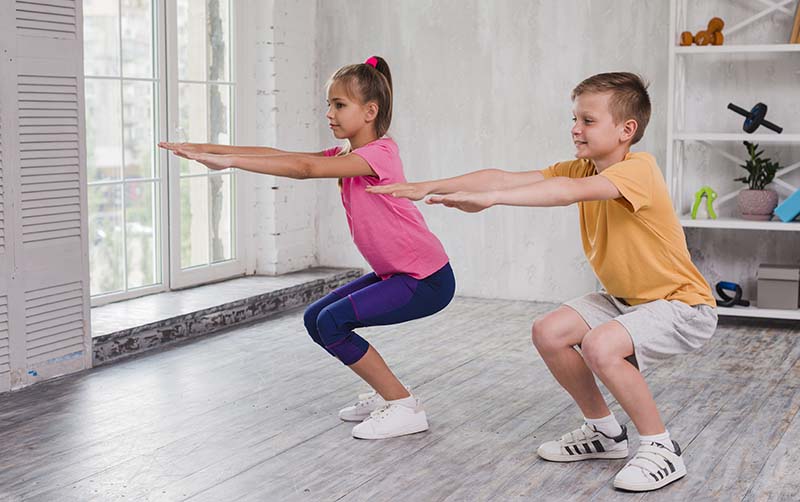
<box><xmin>572</xmin><ymin>72</ymin><xmax>651</xmax><ymax>145</ymax></box>
<box><xmin>327</xmin><ymin>56</ymin><xmax>393</xmax><ymax>156</ymax></box>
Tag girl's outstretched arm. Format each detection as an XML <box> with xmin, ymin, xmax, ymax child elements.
<box><xmin>366</xmin><ymin>168</ymin><xmax>545</xmax><ymax>200</ymax></box>
<box><xmin>172</xmin><ymin>149</ymin><xmax>376</xmax><ymax>179</ymax></box>
<box><xmin>426</xmin><ymin>175</ymin><xmax>621</xmax><ymax>213</ymax></box>
<box><xmin>158</xmin><ymin>142</ymin><xmax>327</xmax><ymax>157</ymax></box>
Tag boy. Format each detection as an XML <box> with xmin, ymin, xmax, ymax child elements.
<box><xmin>367</xmin><ymin>72</ymin><xmax>717</xmax><ymax>492</ymax></box>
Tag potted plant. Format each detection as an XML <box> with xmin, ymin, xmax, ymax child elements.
<box><xmin>735</xmin><ymin>141</ymin><xmax>781</xmax><ymax>221</ymax></box>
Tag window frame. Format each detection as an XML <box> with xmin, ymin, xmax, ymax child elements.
<box><xmin>87</xmin><ymin>0</ymin><xmax>251</xmax><ymax>305</ymax></box>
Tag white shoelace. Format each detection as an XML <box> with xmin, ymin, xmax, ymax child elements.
<box><xmin>369</xmin><ymin>404</ymin><xmax>392</xmax><ymax>421</ymax></box>
<box><xmin>351</xmin><ymin>391</ymin><xmax>380</xmax><ymax>408</ymax></box>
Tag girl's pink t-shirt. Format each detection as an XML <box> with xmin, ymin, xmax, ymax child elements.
<box><xmin>324</xmin><ymin>138</ymin><xmax>449</xmax><ymax>280</ymax></box>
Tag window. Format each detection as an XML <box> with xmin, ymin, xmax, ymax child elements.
<box><xmin>84</xmin><ymin>0</ymin><xmax>243</xmax><ymax>304</ymax></box>
<box><xmin>173</xmin><ymin>0</ymin><xmax>235</xmax><ymax>273</ymax></box>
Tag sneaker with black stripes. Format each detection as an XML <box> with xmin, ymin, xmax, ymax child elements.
<box><xmin>613</xmin><ymin>440</ymin><xmax>687</xmax><ymax>492</ymax></box>
<box><xmin>537</xmin><ymin>423</ymin><xmax>629</xmax><ymax>462</ymax></box>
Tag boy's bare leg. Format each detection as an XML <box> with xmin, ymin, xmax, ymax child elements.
<box><xmin>531</xmin><ymin>306</ymin><xmax>611</xmax><ymax>418</ymax></box>
<box><xmin>580</xmin><ymin>321</ymin><xmax>665</xmax><ymax>435</ymax></box>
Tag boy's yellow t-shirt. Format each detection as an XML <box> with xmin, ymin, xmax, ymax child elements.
<box><xmin>542</xmin><ymin>152</ymin><xmax>715</xmax><ymax>307</ymax></box>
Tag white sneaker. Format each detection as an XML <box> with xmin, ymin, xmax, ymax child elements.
<box><xmin>537</xmin><ymin>423</ymin><xmax>629</xmax><ymax>462</ymax></box>
<box><xmin>351</xmin><ymin>399</ymin><xmax>429</xmax><ymax>440</ymax></box>
<box><xmin>338</xmin><ymin>390</ymin><xmax>387</xmax><ymax>422</ymax></box>
<box><xmin>613</xmin><ymin>441</ymin><xmax>687</xmax><ymax>492</ymax></box>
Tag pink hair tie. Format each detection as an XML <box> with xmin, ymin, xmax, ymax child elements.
<box><xmin>364</xmin><ymin>56</ymin><xmax>378</xmax><ymax>68</ymax></box>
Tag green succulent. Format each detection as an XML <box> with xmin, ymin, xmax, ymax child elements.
<box><xmin>735</xmin><ymin>141</ymin><xmax>780</xmax><ymax>190</ymax></box>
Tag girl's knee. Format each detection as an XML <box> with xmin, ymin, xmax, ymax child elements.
<box><xmin>317</xmin><ymin>307</ymin><xmax>354</xmax><ymax>347</ymax></box>
<box><xmin>303</xmin><ymin>305</ymin><xmax>319</xmax><ymax>331</ymax></box>
<box><xmin>315</xmin><ymin>308</ymin><xmax>336</xmax><ymax>343</ymax></box>
<box><xmin>316</xmin><ymin>308</ymin><xmax>368</xmax><ymax>364</ymax></box>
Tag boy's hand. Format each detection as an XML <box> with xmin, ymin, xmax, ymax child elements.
<box><xmin>426</xmin><ymin>191</ymin><xmax>494</xmax><ymax>213</ymax></box>
<box><xmin>366</xmin><ymin>182</ymin><xmax>429</xmax><ymax>201</ymax></box>
<box><xmin>173</xmin><ymin>149</ymin><xmax>233</xmax><ymax>170</ymax></box>
<box><xmin>158</xmin><ymin>142</ymin><xmax>206</xmax><ymax>154</ymax></box>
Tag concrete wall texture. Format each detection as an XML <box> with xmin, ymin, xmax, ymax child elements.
<box><xmin>253</xmin><ymin>0</ymin><xmax>798</xmax><ymax>303</ymax></box>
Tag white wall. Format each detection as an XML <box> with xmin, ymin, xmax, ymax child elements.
<box><xmin>313</xmin><ymin>0</ymin><xmax>671</xmax><ymax>302</ymax></box>
<box><xmin>250</xmin><ymin>1</ymin><xmax>797</xmax><ymax>304</ymax></box>
<box><xmin>248</xmin><ymin>0</ymin><xmax>324</xmax><ymax>275</ymax></box>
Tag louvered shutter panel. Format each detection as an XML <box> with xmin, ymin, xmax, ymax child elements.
<box><xmin>15</xmin><ymin>0</ymin><xmax>78</xmax><ymax>40</ymax></box>
<box><xmin>0</xmin><ymin>0</ymin><xmax>90</xmax><ymax>392</ymax></box>
<box><xmin>0</xmin><ymin>9</ymin><xmax>14</xmax><ymax>393</ymax></box>
<box><xmin>0</xmin><ymin>135</ymin><xmax>7</xmax><ymax>386</ymax></box>
<box><xmin>0</xmin><ymin>295</ymin><xmax>9</xmax><ymax>390</ymax></box>
<box><xmin>18</xmin><ymin>73</ymin><xmax>82</xmax><ymax>244</ymax></box>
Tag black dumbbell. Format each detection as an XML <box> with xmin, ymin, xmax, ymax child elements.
<box><xmin>727</xmin><ymin>102</ymin><xmax>783</xmax><ymax>134</ymax></box>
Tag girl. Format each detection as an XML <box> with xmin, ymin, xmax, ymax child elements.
<box><xmin>159</xmin><ymin>56</ymin><xmax>455</xmax><ymax>440</ymax></box>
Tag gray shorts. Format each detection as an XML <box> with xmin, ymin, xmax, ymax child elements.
<box><xmin>564</xmin><ymin>291</ymin><xmax>718</xmax><ymax>372</ymax></box>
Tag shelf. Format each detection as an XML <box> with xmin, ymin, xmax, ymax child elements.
<box><xmin>667</xmin><ymin>0</ymin><xmax>800</xmax><ymax>323</ymax></box>
<box><xmin>674</xmin><ymin>133</ymin><xmax>800</xmax><ymax>143</ymax></box>
<box><xmin>718</xmin><ymin>306</ymin><xmax>800</xmax><ymax>320</ymax></box>
<box><xmin>680</xmin><ymin>217</ymin><xmax>800</xmax><ymax>231</ymax></box>
<box><xmin>674</xmin><ymin>44</ymin><xmax>800</xmax><ymax>54</ymax></box>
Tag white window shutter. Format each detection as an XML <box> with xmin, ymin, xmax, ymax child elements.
<box><xmin>0</xmin><ymin>69</ymin><xmax>11</xmax><ymax>392</ymax></box>
<box><xmin>15</xmin><ymin>0</ymin><xmax>78</xmax><ymax>40</ymax></box>
<box><xmin>0</xmin><ymin>295</ymin><xmax>8</xmax><ymax>388</ymax></box>
<box><xmin>0</xmin><ymin>6</ymin><xmax>14</xmax><ymax>393</ymax></box>
<box><xmin>0</xmin><ymin>0</ymin><xmax>90</xmax><ymax>392</ymax></box>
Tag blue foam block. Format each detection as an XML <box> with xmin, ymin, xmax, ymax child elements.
<box><xmin>775</xmin><ymin>189</ymin><xmax>800</xmax><ymax>222</ymax></box>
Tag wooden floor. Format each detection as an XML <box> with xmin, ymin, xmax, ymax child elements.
<box><xmin>1</xmin><ymin>297</ymin><xmax>799</xmax><ymax>501</ymax></box>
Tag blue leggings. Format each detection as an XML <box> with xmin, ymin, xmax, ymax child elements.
<box><xmin>303</xmin><ymin>263</ymin><xmax>455</xmax><ymax>365</ymax></box>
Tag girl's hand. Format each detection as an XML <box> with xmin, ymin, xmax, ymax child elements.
<box><xmin>426</xmin><ymin>191</ymin><xmax>495</xmax><ymax>213</ymax></box>
<box><xmin>174</xmin><ymin>149</ymin><xmax>233</xmax><ymax>170</ymax></box>
<box><xmin>158</xmin><ymin>142</ymin><xmax>206</xmax><ymax>155</ymax></box>
<box><xmin>366</xmin><ymin>182</ymin><xmax>429</xmax><ymax>201</ymax></box>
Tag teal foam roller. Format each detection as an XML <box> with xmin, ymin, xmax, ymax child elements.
<box><xmin>774</xmin><ymin>189</ymin><xmax>800</xmax><ymax>222</ymax></box>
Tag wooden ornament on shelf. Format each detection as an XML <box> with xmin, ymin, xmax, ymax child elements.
<box><xmin>791</xmin><ymin>0</ymin><xmax>800</xmax><ymax>43</ymax></box>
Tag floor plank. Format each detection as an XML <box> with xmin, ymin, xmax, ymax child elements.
<box><xmin>1</xmin><ymin>297</ymin><xmax>798</xmax><ymax>501</ymax></box>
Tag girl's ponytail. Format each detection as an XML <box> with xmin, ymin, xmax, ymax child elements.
<box><xmin>362</xmin><ymin>56</ymin><xmax>392</xmax><ymax>139</ymax></box>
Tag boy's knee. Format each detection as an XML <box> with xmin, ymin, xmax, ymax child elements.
<box><xmin>581</xmin><ymin>332</ymin><xmax>615</xmax><ymax>373</ymax></box>
<box><xmin>531</xmin><ymin>317</ymin><xmax>561</xmax><ymax>353</ymax></box>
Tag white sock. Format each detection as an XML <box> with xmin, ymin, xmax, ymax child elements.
<box><xmin>639</xmin><ymin>430</ymin><xmax>674</xmax><ymax>451</ymax></box>
<box><xmin>585</xmin><ymin>413</ymin><xmax>623</xmax><ymax>437</ymax></box>
<box><xmin>388</xmin><ymin>395</ymin><xmax>417</xmax><ymax>409</ymax></box>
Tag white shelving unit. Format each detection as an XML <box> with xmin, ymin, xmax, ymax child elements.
<box><xmin>717</xmin><ymin>305</ymin><xmax>800</xmax><ymax>320</ymax></box>
<box><xmin>674</xmin><ymin>133</ymin><xmax>800</xmax><ymax>143</ymax></box>
<box><xmin>666</xmin><ymin>0</ymin><xmax>800</xmax><ymax>320</ymax></box>
<box><xmin>680</xmin><ymin>217</ymin><xmax>800</xmax><ymax>231</ymax></box>
<box><xmin>674</xmin><ymin>43</ymin><xmax>800</xmax><ymax>54</ymax></box>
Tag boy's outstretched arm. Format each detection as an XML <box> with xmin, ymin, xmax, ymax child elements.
<box><xmin>171</xmin><ymin>149</ymin><xmax>375</xmax><ymax>179</ymax></box>
<box><xmin>366</xmin><ymin>169</ymin><xmax>545</xmax><ymax>201</ymax></box>
<box><xmin>427</xmin><ymin>175</ymin><xmax>621</xmax><ymax>213</ymax></box>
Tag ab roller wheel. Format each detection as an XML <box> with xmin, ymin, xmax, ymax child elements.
<box><xmin>727</xmin><ymin>102</ymin><xmax>783</xmax><ymax>134</ymax></box>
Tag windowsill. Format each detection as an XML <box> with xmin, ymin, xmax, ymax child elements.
<box><xmin>90</xmin><ymin>267</ymin><xmax>362</xmax><ymax>366</ymax></box>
